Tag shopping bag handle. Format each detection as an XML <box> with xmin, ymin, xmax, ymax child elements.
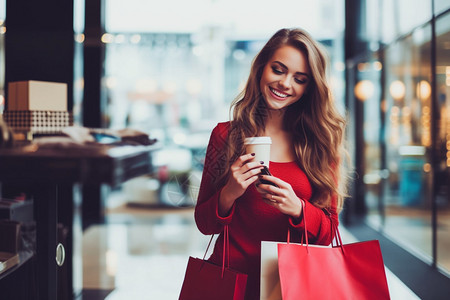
<box><xmin>202</xmin><ymin>235</ymin><xmax>215</xmax><ymax>260</ymax></box>
<box><xmin>201</xmin><ymin>225</ymin><xmax>230</xmax><ymax>278</ymax></box>
<box><xmin>287</xmin><ymin>200</ymin><xmax>344</xmax><ymax>254</ymax></box>
<box><xmin>331</xmin><ymin>219</ymin><xmax>345</xmax><ymax>254</ymax></box>
<box><xmin>222</xmin><ymin>225</ymin><xmax>230</xmax><ymax>277</ymax></box>
<box><xmin>287</xmin><ymin>200</ymin><xmax>309</xmax><ymax>251</ymax></box>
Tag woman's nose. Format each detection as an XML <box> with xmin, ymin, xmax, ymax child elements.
<box><xmin>279</xmin><ymin>76</ymin><xmax>291</xmax><ymax>89</ymax></box>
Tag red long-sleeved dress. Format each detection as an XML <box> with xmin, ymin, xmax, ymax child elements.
<box><xmin>194</xmin><ymin>122</ymin><xmax>339</xmax><ymax>300</ymax></box>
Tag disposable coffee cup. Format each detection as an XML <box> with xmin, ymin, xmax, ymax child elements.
<box><xmin>244</xmin><ymin>137</ymin><xmax>272</xmax><ymax>167</ymax></box>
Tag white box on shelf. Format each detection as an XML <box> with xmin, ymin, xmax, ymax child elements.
<box><xmin>7</xmin><ymin>80</ymin><xmax>67</xmax><ymax>111</ymax></box>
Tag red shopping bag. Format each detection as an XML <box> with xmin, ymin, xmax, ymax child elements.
<box><xmin>179</xmin><ymin>226</ymin><xmax>248</xmax><ymax>300</ymax></box>
<box><xmin>277</xmin><ymin>201</ymin><xmax>390</xmax><ymax>300</ymax></box>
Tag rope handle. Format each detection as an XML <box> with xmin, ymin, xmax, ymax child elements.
<box><xmin>287</xmin><ymin>200</ymin><xmax>308</xmax><ymax>247</ymax></box>
<box><xmin>222</xmin><ymin>225</ymin><xmax>230</xmax><ymax>277</ymax></box>
<box><xmin>331</xmin><ymin>219</ymin><xmax>345</xmax><ymax>254</ymax></box>
<box><xmin>287</xmin><ymin>200</ymin><xmax>343</xmax><ymax>254</ymax></box>
<box><xmin>201</xmin><ymin>225</ymin><xmax>230</xmax><ymax>278</ymax></box>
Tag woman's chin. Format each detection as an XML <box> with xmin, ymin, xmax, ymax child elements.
<box><xmin>266</xmin><ymin>100</ymin><xmax>289</xmax><ymax>111</ymax></box>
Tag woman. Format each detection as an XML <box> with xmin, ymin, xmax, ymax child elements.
<box><xmin>194</xmin><ymin>28</ymin><xmax>348</xmax><ymax>299</ymax></box>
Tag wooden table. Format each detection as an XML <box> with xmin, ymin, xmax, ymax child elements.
<box><xmin>0</xmin><ymin>142</ymin><xmax>155</xmax><ymax>299</ymax></box>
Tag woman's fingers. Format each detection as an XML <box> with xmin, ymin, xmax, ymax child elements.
<box><xmin>231</xmin><ymin>154</ymin><xmax>264</xmax><ymax>177</ymax></box>
<box><xmin>230</xmin><ymin>166</ymin><xmax>263</xmax><ymax>189</ymax></box>
<box><xmin>259</xmin><ymin>180</ymin><xmax>303</xmax><ymax>217</ymax></box>
<box><xmin>237</xmin><ymin>167</ymin><xmax>264</xmax><ymax>189</ymax></box>
<box><xmin>259</xmin><ymin>175</ymin><xmax>285</xmax><ymax>188</ymax></box>
<box><xmin>238</xmin><ymin>153</ymin><xmax>256</xmax><ymax>165</ymax></box>
<box><xmin>257</xmin><ymin>181</ymin><xmax>282</xmax><ymax>196</ymax></box>
<box><xmin>243</xmin><ymin>161</ymin><xmax>265</xmax><ymax>173</ymax></box>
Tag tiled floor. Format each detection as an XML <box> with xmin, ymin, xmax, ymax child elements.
<box><xmin>82</xmin><ymin>190</ymin><xmax>421</xmax><ymax>300</ymax></box>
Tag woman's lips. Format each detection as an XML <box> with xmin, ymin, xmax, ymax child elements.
<box><xmin>269</xmin><ymin>87</ymin><xmax>289</xmax><ymax>100</ymax></box>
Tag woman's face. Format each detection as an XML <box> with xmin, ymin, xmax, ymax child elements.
<box><xmin>259</xmin><ymin>45</ymin><xmax>310</xmax><ymax>110</ymax></box>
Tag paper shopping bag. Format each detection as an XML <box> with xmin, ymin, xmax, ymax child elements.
<box><xmin>278</xmin><ymin>240</ymin><xmax>390</xmax><ymax>299</ymax></box>
<box><xmin>277</xmin><ymin>199</ymin><xmax>390</xmax><ymax>300</ymax></box>
<box><xmin>179</xmin><ymin>256</ymin><xmax>248</xmax><ymax>300</ymax></box>
<box><xmin>179</xmin><ymin>226</ymin><xmax>247</xmax><ymax>300</ymax></box>
<box><xmin>278</xmin><ymin>220</ymin><xmax>390</xmax><ymax>300</ymax></box>
<box><xmin>260</xmin><ymin>241</ymin><xmax>282</xmax><ymax>300</ymax></box>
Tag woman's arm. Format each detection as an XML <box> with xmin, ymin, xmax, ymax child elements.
<box><xmin>194</xmin><ymin>123</ymin><xmax>233</xmax><ymax>235</ymax></box>
<box><xmin>258</xmin><ymin>174</ymin><xmax>339</xmax><ymax>245</ymax></box>
<box><xmin>194</xmin><ymin>122</ymin><xmax>264</xmax><ymax>235</ymax></box>
<box><xmin>288</xmin><ymin>194</ymin><xmax>339</xmax><ymax>245</ymax></box>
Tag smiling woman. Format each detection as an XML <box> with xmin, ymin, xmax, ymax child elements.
<box><xmin>194</xmin><ymin>28</ymin><xmax>348</xmax><ymax>299</ymax></box>
<box><xmin>259</xmin><ymin>45</ymin><xmax>310</xmax><ymax>110</ymax></box>
<box><xmin>92</xmin><ymin>2</ymin><xmax>346</xmax><ymax>298</ymax></box>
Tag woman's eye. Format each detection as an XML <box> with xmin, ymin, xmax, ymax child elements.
<box><xmin>271</xmin><ymin>67</ymin><xmax>283</xmax><ymax>74</ymax></box>
<box><xmin>295</xmin><ymin>78</ymin><xmax>307</xmax><ymax>84</ymax></box>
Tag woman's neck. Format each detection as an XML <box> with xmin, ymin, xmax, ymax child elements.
<box><xmin>264</xmin><ymin>109</ymin><xmax>296</xmax><ymax>162</ymax></box>
<box><xmin>265</xmin><ymin>108</ymin><xmax>285</xmax><ymax>134</ymax></box>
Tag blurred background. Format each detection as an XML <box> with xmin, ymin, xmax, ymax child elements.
<box><xmin>0</xmin><ymin>0</ymin><xmax>449</xmax><ymax>299</ymax></box>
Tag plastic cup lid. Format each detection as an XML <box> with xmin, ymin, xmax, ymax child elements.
<box><xmin>244</xmin><ymin>136</ymin><xmax>272</xmax><ymax>145</ymax></box>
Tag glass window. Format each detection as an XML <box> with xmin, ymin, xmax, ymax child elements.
<box><xmin>434</xmin><ymin>0</ymin><xmax>450</xmax><ymax>16</ymax></box>
<box><xmin>0</xmin><ymin>1</ymin><xmax>4</xmax><ymax>23</ymax></box>
<box><xmin>352</xmin><ymin>53</ymin><xmax>384</xmax><ymax>226</ymax></box>
<box><xmin>380</xmin><ymin>0</ymin><xmax>432</xmax><ymax>44</ymax></box>
<box><xmin>380</xmin><ymin>0</ymin><xmax>398</xmax><ymax>44</ymax></box>
<box><xmin>397</xmin><ymin>0</ymin><xmax>432</xmax><ymax>33</ymax></box>
<box><xmin>379</xmin><ymin>24</ymin><xmax>434</xmax><ymax>263</ymax></box>
<box><xmin>72</xmin><ymin>0</ymin><xmax>84</xmax><ymax>124</ymax></box>
<box><xmin>364</xmin><ymin>0</ymin><xmax>382</xmax><ymax>45</ymax></box>
<box><xmin>435</xmin><ymin>10</ymin><xmax>450</xmax><ymax>275</ymax></box>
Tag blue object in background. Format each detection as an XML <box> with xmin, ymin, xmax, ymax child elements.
<box><xmin>399</xmin><ymin>157</ymin><xmax>424</xmax><ymax>206</ymax></box>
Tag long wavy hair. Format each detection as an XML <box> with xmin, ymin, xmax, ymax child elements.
<box><xmin>219</xmin><ymin>28</ymin><xmax>348</xmax><ymax>210</ymax></box>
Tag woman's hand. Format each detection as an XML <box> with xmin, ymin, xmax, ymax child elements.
<box><xmin>218</xmin><ymin>153</ymin><xmax>264</xmax><ymax>216</ymax></box>
<box><xmin>257</xmin><ymin>175</ymin><xmax>303</xmax><ymax>218</ymax></box>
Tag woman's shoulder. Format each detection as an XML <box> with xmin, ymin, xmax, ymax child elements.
<box><xmin>211</xmin><ymin>121</ymin><xmax>231</xmax><ymax>141</ymax></box>
<box><xmin>215</xmin><ymin>121</ymin><xmax>231</xmax><ymax>131</ymax></box>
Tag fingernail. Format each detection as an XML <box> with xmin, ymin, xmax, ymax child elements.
<box><xmin>251</xmin><ymin>153</ymin><xmax>255</xmax><ymax>156</ymax></box>
<box><xmin>260</xmin><ymin>161</ymin><xmax>264</xmax><ymax>164</ymax></box>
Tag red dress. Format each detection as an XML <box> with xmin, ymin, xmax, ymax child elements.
<box><xmin>194</xmin><ymin>122</ymin><xmax>339</xmax><ymax>300</ymax></box>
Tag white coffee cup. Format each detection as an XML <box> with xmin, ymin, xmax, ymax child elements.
<box><xmin>244</xmin><ymin>136</ymin><xmax>272</xmax><ymax>167</ymax></box>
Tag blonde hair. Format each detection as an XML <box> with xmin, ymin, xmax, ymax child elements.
<box><xmin>220</xmin><ymin>28</ymin><xmax>348</xmax><ymax>210</ymax></box>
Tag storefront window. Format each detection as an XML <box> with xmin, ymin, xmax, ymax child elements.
<box><xmin>434</xmin><ymin>0</ymin><xmax>450</xmax><ymax>16</ymax></box>
<box><xmin>435</xmin><ymin>10</ymin><xmax>450</xmax><ymax>275</ymax></box>
<box><xmin>354</xmin><ymin>54</ymin><xmax>384</xmax><ymax>226</ymax></box>
<box><xmin>72</xmin><ymin>0</ymin><xmax>84</xmax><ymax>124</ymax></box>
<box><xmin>380</xmin><ymin>0</ymin><xmax>432</xmax><ymax>44</ymax></box>
<box><xmin>377</xmin><ymin>25</ymin><xmax>434</xmax><ymax>262</ymax></box>
<box><xmin>349</xmin><ymin>0</ymin><xmax>450</xmax><ymax>276</ymax></box>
